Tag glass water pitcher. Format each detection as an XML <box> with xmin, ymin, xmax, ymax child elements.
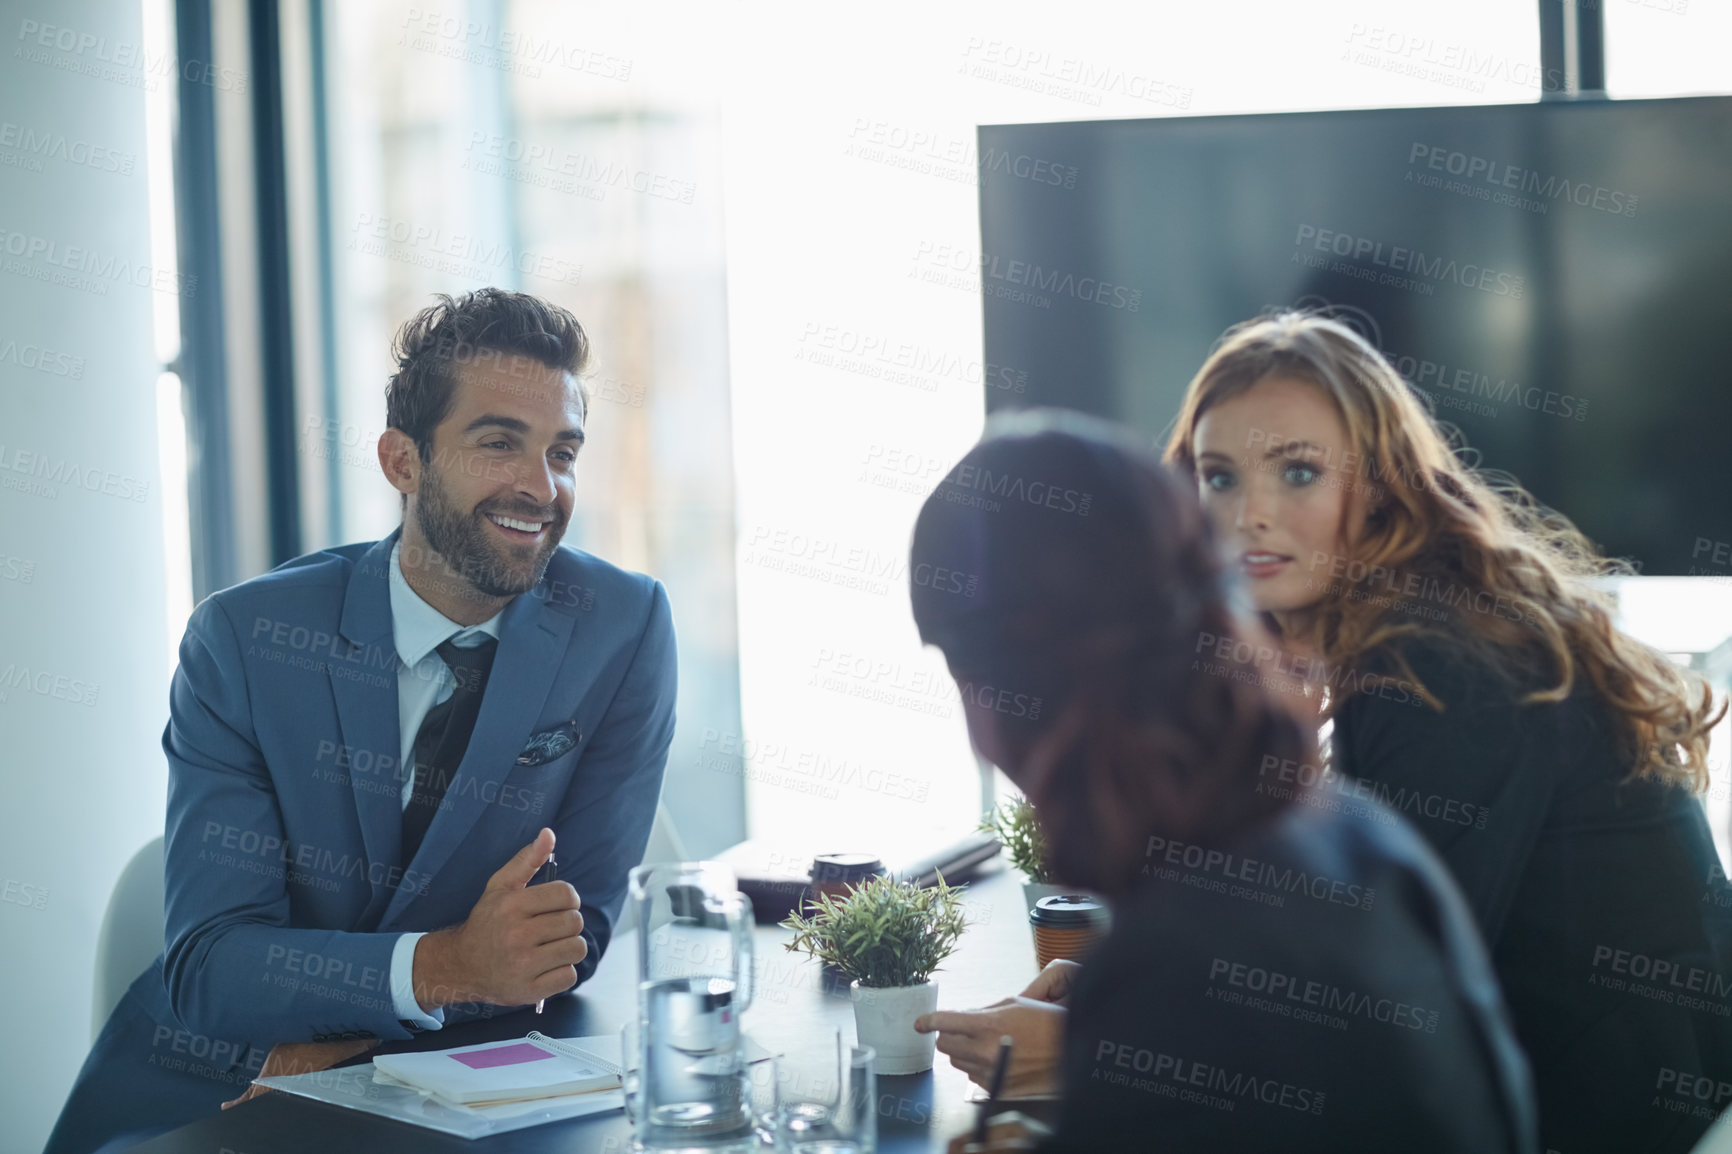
<box><xmin>628</xmin><ymin>861</ymin><xmax>757</xmax><ymax>1148</ymax></box>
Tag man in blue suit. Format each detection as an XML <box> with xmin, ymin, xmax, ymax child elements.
<box><xmin>45</xmin><ymin>289</ymin><xmax>677</xmax><ymax>1153</ymax></box>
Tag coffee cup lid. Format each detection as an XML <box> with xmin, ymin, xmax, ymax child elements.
<box><xmin>1030</xmin><ymin>894</ymin><xmax>1107</xmax><ymax>927</ymax></box>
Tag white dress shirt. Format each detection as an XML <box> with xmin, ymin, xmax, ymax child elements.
<box><xmin>385</xmin><ymin>541</ymin><xmax>504</xmax><ymax>1030</ymax></box>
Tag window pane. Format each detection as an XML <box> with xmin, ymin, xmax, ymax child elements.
<box><xmin>1605</xmin><ymin>0</ymin><xmax>1732</xmax><ymax>99</ymax></box>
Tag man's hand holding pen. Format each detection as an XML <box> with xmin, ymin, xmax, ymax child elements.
<box><xmin>411</xmin><ymin>827</ymin><xmax>586</xmax><ymax>1011</ymax></box>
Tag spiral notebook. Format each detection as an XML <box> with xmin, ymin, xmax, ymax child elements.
<box><xmin>371</xmin><ymin>1031</ymin><xmax>623</xmax><ymax>1106</ymax></box>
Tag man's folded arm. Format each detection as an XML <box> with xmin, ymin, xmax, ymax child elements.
<box><xmin>159</xmin><ymin>596</ymin><xmax>419</xmax><ymax>1046</ymax></box>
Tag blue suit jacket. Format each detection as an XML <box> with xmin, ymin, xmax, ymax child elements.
<box><xmin>46</xmin><ymin>530</ymin><xmax>676</xmax><ymax>1154</ymax></box>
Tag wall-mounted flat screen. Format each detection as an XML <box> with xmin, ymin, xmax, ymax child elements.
<box><xmin>979</xmin><ymin>96</ymin><xmax>1732</xmax><ymax>575</ymax></box>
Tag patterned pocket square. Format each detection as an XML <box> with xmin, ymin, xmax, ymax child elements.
<box><xmin>516</xmin><ymin>720</ymin><xmax>582</xmax><ymax>767</ymax></box>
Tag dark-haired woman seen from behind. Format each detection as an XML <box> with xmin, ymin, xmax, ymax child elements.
<box><xmin>912</xmin><ymin>410</ymin><xmax>1536</xmax><ymax>1153</ymax></box>
<box><xmin>1168</xmin><ymin>311</ymin><xmax>1732</xmax><ymax>1154</ymax></box>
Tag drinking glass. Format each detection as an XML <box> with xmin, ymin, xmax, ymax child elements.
<box><xmin>775</xmin><ymin>1032</ymin><xmax>876</xmax><ymax>1153</ymax></box>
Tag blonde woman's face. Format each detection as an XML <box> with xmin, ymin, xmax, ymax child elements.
<box><xmin>1191</xmin><ymin>376</ymin><xmax>1371</xmax><ymax>620</ymax></box>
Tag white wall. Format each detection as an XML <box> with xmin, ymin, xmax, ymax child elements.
<box><xmin>0</xmin><ymin>0</ymin><xmax>171</xmax><ymax>1149</ymax></box>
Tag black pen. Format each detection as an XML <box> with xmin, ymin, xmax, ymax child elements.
<box><xmin>975</xmin><ymin>1034</ymin><xmax>1014</xmax><ymax>1145</ymax></box>
<box><xmin>534</xmin><ymin>853</ymin><xmax>557</xmax><ymax>1014</ymax></box>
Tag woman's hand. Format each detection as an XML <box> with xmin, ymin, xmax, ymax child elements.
<box><xmin>915</xmin><ymin>996</ymin><xmax>1067</xmax><ymax>1097</ymax></box>
<box><xmin>1018</xmin><ymin>958</ymin><xmax>1082</xmax><ymax>1004</ymax></box>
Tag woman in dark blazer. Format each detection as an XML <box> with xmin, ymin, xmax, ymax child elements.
<box><xmin>1166</xmin><ymin>310</ymin><xmax>1732</xmax><ymax>1154</ymax></box>
<box><xmin>911</xmin><ymin>411</ymin><xmax>1537</xmax><ymax>1152</ymax></box>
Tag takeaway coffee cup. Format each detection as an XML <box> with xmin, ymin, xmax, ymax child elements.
<box><xmin>1029</xmin><ymin>894</ymin><xmax>1109</xmax><ymax>969</ymax></box>
<box><xmin>807</xmin><ymin>853</ymin><xmax>886</xmax><ymax>906</ymax></box>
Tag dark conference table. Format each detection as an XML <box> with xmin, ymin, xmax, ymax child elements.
<box><xmin>134</xmin><ymin>857</ymin><xmax>1039</xmax><ymax>1153</ymax></box>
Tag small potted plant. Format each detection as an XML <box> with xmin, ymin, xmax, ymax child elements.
<box><xmin>980</xmin><ymin>795</ymin><xmax>1062</xmax><ymax>916</ymax></box>
<box><xmin>781</xmin><ymin>872</ymin><xmax>969</xmax><ymax>1074</ymax></box>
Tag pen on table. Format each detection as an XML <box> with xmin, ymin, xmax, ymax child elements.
<box><xmin>975</xmin><ymin>1034</ymin><xmax>1014</xmax><ymax>1145</ymax></box>
<box><xmin>534</xmin><ymin>852</ymin><xmax>557</xmax><ymax>1014</ymax></box>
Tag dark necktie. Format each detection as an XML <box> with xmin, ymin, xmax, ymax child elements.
<box><xmin>403</xmin><ymin>635</ymin><xmax>499</xmax><ymax>865</ymax></box>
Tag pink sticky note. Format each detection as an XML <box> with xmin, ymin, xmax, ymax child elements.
<box><xmin>451</xmin><ymin>1042</ymin><xmax>556</xmax><ymax>1070</ymax></box>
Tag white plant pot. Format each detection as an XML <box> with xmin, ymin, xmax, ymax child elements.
<box><xmin>851</xmin><ymin>980</ymin><xmax>939</xmax><ymax>1075</ymax></box>
<box><xmin>1021</xmin><ymin>881</ymin><xmax>1067</xmax><ymax>918</ymax></box>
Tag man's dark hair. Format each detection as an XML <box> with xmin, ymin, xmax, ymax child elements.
<box><xmin>385</xmin><ymin>288</ymin><xmax>591</xmax><ymax>465</ymax></box>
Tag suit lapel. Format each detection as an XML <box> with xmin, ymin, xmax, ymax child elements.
<box><xmin>331</xmin><ymin>530</ymin><xmax>406</xmax><ymax>926</ymax></box>
<box><xmin>383</xmin><ymin>583</ymin><xmax>575</xmax><ymax>925</ymax></box>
